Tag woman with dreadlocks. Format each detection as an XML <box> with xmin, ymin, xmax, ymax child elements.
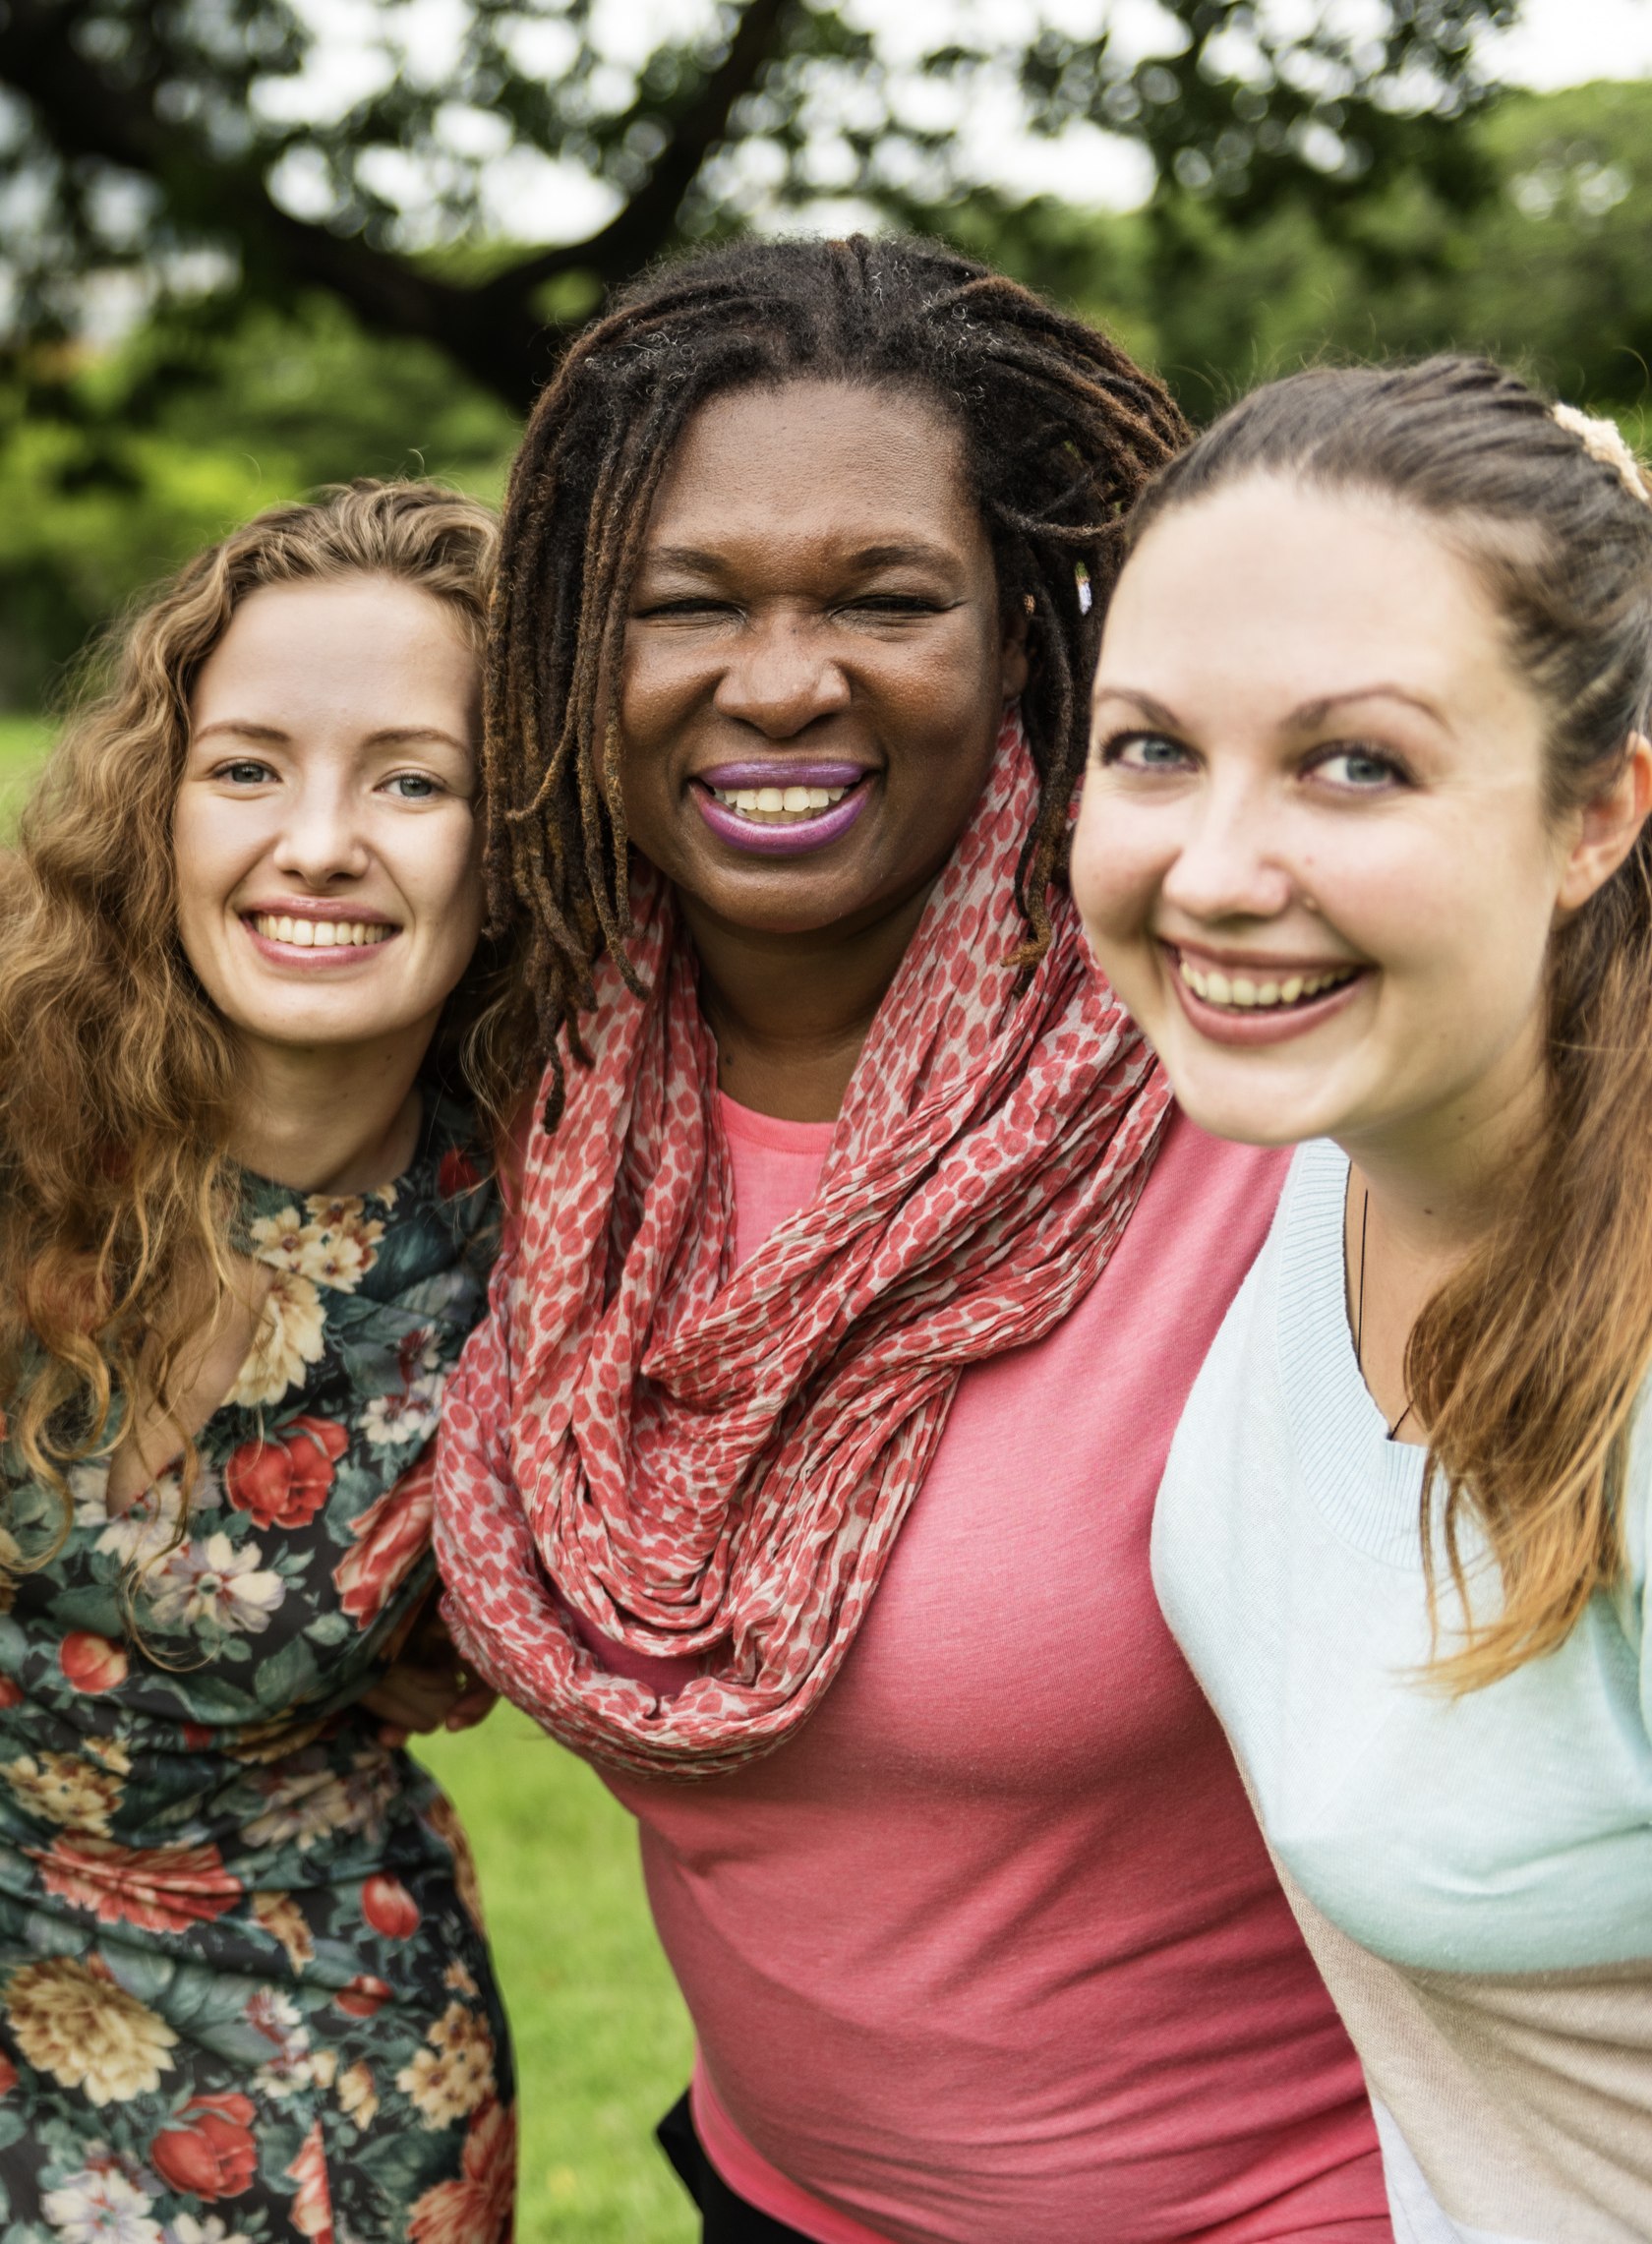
<box><xmin>436</xmin><ymin>236</ymin><xmax>1390</xmax><ymax>2242</ymax></box>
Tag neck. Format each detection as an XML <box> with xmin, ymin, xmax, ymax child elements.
<box><xmin>227</xmin><ymin>1028</ymin><xmax>436</xmax><ymax>1195</ymax></box>
<box><xmin>1340</xmin><ymin>1030</ymin><xmax>1547</xmax><ymax>1274</ymax></box>
<box><xmin>1336</xmin><ymin>1025</ymin><xmax>1549</xmax><ymax>1440</ymax></box>
<box><xmin>682</xmin><ymin>882</ymin><xmax>934</xmax><ymax>1123</ymax></box>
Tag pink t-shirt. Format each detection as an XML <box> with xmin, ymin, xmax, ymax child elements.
<box><xmin>598</xmin><ymin>1095</ymin><xmax>1389</xmax><ymax>2244</ymax></box>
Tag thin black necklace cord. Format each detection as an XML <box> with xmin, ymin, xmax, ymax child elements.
<box><xmin>1354</xmin><ymin>1178</ymin><xmax>1417</xmax><ymax>1444</ymax></box>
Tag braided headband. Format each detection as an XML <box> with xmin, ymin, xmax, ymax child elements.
<box><xmin>1553</xmin><ymin>401</ymin><xmax>1651</xmax><ymax>506</ymax></box>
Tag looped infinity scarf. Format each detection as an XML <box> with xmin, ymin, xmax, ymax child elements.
<box><xmin>435</xmin><ymin>714</ymin><xmax>1170</xmax><ymax>1778</ymax></box>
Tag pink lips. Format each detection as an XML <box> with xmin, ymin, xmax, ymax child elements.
<box><xmin>691</xmin><ymin>761</ymin><xmax>873</xmax><ymax>858</ymax></box>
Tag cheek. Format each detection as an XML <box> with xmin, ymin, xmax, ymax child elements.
<box><xmin>616</xmin><ymin>643</ymin><xmax>695</xmax><ymax>759</ymax></box>
<box><xmin>170</xmin><ymin>799</ymin><xmax>249</xmax><ymax>946</ymax></box>
<box><xmin>891</xmin><ymin>623</ymin><xmax>1005</xmax><ymax>740</ymax></box>
<box><xmin>613</xmin><ymin>664</ymin><xmax>684</xmax><ymax>836</ymax></box>
<box><xmin>409</xmin><ymin>820</ymin><xmax>487</xmax><ymax>951</ymax></box>
<box><xmin>1307</xmin><ymin>812</ymin><xmax>1543</xmax><ymax>983</ymax></box>
<box><xmin>1070</xmin><ymin>786</ymin><xmax>1167</xmax><ymax>941</ymax></box>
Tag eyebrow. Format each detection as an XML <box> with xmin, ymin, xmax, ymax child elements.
<box><xmin>1090</xmin><ymin>686</ymin><xmax>1186</xmax><ymax>732</ymax></box>
<box><xmin>640</xmin><ymin>539</ymin><xmax>960</xmax><ymax>574</ymax></box>
<box><xmin>1092</xmin><ymin>683</ymin><xmax>1447</xmax><ymax>731</ymax></box>
<box><xmin>192</xmin><ymin>720</ymin><xmax>474</xmax><ymax>755</ymax></box>
<box><xmin>191</xmin><ymin>720</ymin><xmax>287</xmax><ymax>744</ymax></box>
<box><xmin>1287</xmin><ymin>685</ymin><xmax>1446</xmax><ymax>728</ymax></box>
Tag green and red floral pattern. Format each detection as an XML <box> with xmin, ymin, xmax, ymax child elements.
<box><xmin>0</xmin><ymin>1100</ymin><xmax>513</xmax><ymax>2244</ymax></box>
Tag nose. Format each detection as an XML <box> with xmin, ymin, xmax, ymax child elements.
<box><xmin>712</xmin><ymin>612</ymin><xmax>852</xmax><ymax>738</ymax></box>
<box><xmin>269</xmin><ymin>771</ymin><xmax>371</xmax><ymax>888</ymax></box>
<box><xmin>1160</xmin><ymin>774</ymin><xmax>1297</xmax><ymax>926</ymax></box>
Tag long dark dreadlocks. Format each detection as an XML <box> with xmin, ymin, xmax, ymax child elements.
<box><xmin>485</xmin><ymin>233</ymin><xmax>1189</xmax><ymax>1119</ymax></box>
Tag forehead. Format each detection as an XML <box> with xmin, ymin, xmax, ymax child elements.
<box><xmin>192</xmin><ymin>576</ymin><xmax>479</xmax><ymax>730</ymax></box>
<box><xmin>1098</xmin><ymin>476</ymin><xmax>1517</xmax><ymax>715</ymax></box>
<box><xmin>643</xmin><ymin>378</ymin><xmax>979</xmax><ymax>557</ymax></box>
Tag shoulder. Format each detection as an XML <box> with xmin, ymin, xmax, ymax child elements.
<box><xmin>1150</xmin><ymin>1139</ymin><xmax>1347</xmax><ymax>1633</ymax></box>
<box><xmin>1123</xmin><ymin>1107</ymin><xmax>1295</xmax><ymax>1300</ymax></box>
<box><xmin>1159</xmin><ymin>1133</ymin><xmax>1360</xmax><ymax>1465</ymax></box>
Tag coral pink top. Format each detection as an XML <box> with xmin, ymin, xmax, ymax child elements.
<box><xmin>594</xmin><ymin>1097</ymin><xmax>1389</xmax><ymax>2244</ymax></box>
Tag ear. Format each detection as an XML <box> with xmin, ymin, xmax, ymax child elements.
<box><xmin>999</xmin><ymin>593</ymin><xmax>1032</xmax><ymax>704</ymax></box>
<box><xmin>1557</xmin><ymin>733</ymin><xmax>1652</xmax><ymax>912</ymax></box>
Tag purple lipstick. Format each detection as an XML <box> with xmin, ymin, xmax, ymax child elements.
<box><xmin>691</xmin><ymin>760</ymin><xmax>873</xmax><ymax>857</ymax></box>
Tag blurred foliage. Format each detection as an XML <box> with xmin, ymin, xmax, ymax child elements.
<box><xmin>0</xmin><ymin>1</ymin><xmax>1512</xmax><ymax>409</ymax></box>
<box><xmin>952</xmin><ymin>78</ymin><xmax>1652</xmax><ymax>423</ymax></box>
<box><xmin>0</xmin><ymin>296</ymin><xmax>517</xmax><ymax>705</ymax></box>
<box><xmin>5</xmin><ymin>75</ymin><xmax>1652</xmax><ymax>710</ymax></box>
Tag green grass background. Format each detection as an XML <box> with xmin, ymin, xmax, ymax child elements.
<box><xmin>417</xmin><ymin>1710</ymin><xmax>696</xmax><ymax>2244</ymax></box>
<box><xmin>0</xmin><ymin>720</ymin><xmax>698</xmax><ymax>2240</ymax></box>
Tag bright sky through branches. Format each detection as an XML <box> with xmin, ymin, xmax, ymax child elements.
<box><xmin>869</xmin><ymin>0</ymin><xmax>1652</xmax><ymax>206</ymax></box>
<box><xmin>279</xmin><ymin>0</ymin><xmax>1652</xmax><ymax>246</ymax></box>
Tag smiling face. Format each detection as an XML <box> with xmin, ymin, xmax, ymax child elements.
<box><xmin>1071</xmin><ymin>476</ymin><xmax>1596</xmax><ymax>1162</ymax></box>
<box><xmin>616</xmin><ymin>378</ymin><xmax>1028</xmax><ymax>943</ymax></box>
<box><xmin>173</xmin><ymin>574</ymin><xmax>485</xmax><ymax>1073</ymax></box>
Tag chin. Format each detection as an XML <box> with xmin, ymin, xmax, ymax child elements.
<box><xmin>1156</xmin><ymin>1058</ymin><xmax>1337</xmax><ymax>1152</ymax></box>
<box><xmin>238</xmin><ymin>1006</ymin><xmax>392</xmax><ymax>1051</ymax></box>
<box><xmin>686</xmin><ymin>859</ymin><xmax>885</xmax><ymax>937</ymax></box>
<box><xmin>1163</xmin><ymin>1088</ymin><xmax>1294</xmax><ymax>1148</ymax></box>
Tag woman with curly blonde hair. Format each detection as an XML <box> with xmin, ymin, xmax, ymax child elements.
<box><xmin>0</xmin><ymin>481</ymin><xmax>529</xmax><ymax>2240</ymax></box>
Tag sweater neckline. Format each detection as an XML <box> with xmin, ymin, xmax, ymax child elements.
<box><xmin>718</xmin><ymin>1090</ymin><xmax>837</xmax><ymax>1157</ymax></box>
<box><xmin>1276</xmin><ymin>1139</ymin><xmax>1431</xmax><ymax>1568</ymax></box>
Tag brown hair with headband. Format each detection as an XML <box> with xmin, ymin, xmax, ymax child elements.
<box><xmin>1128</xmin><ymin>354</ymin><xmax>1652</xmax><ymax>1689</ymax></box>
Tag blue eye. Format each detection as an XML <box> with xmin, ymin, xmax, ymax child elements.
<box><xmin>219</xmin><ymin>760</ymin><xmax>273</xmax><ymax>786</ymax></box>
<box><xmin>1316</xmin><ymin>746</ymin><xmax>1403</xmax><ymax>791</ymax></box>
<box><xmin>384</xmin><ymin>773</ymin><xmax>440</xmax><ymax>799</ymax></box>
<box><xmin>1103</xmin><ymin>732</ymin><xmax>1195</xmax><ymax>773</ymax></box>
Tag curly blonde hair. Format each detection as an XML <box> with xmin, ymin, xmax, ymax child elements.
<box><xmin>0</xmin><ymin>480</ymin><xmax>535</xmax><ymax>1549</ymax></box>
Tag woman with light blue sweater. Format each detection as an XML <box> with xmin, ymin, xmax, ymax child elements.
<box><xmin>1072</xmin><ymin>356</ymin><xmax>1652</xmax><ymax>2244</ymax></box>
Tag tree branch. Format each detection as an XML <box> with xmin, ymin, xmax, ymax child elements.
<box><xmin>490</xmin><ymin>0</ymin><xmax>793</xmax><ymax>299</ymax></box>
<box><xmin>0</xmin><ymin>0</ymin><xmax>552</xmax><ymax>404</ymax></box>
<box><xmin>0</xmin><ymin>0</ymin><xmax>795</xmax><ymax>409</ymax></box>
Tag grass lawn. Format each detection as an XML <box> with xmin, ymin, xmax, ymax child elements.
<box><xmin>415</xmin><ymin>1708</ymin><xmax>697</xmax><ymax>2244</ymax></box>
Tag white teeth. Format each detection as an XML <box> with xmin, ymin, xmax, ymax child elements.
<box><xmin>708</xmin><ymin>781</ymin><xmax>854</xmax><ymax>823</ymax></box>
<box><xmin>250</xmin><ymin>915</ymin><xmax>393</xmax><ymax>949</ymax></box>
<box><xmin>1178</xmin><ymin>957</ymin><xmax>1356</xmax><ymax>1010</ymax></box>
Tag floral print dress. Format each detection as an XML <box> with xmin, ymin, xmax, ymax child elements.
<box><xmin>0</xmin><ymin>1099</ymin><xmax>513</xmax><ymax>2244</ymax></box>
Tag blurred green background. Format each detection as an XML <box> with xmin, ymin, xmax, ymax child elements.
<box><xmin>6</xmin><ymin>73</ymin><xmax>1652</xmax><ymax>713</ymax></box>
<box><xmin>415</xmin><ymin>1713</ymin><xmax>696</xmax><ymax>2244</ymax></box>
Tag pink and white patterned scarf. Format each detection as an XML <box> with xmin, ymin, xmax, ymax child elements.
<box><xmin>434</xmin><ymin>714</ymin><xmax>1170</xmax><ymax>1779</ymax></box>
